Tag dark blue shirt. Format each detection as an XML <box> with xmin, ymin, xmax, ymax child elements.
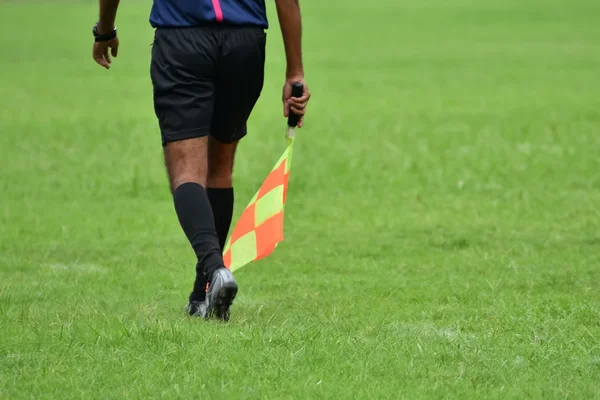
<box><xmin>150</xmin><ymin>0</ymin><xmax>268</xmax><ymax>29</ymax></box>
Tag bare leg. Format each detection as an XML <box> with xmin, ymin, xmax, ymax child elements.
<box><xmin>165</xmin><ymin>137</ymin><xmax>209</xmax><ymax>191</ymax></box>
<box><xmin>207</xmin><ymin>137</ymin><xmax>238</xmax><ymax>188</ymax></box>
<box><xmin>164</xmin><ymin>137</ymin><xmax>222</xmax><ymax>302</ymax></box>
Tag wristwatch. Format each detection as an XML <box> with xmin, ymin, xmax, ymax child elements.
<box><xmin>93</xmin><ymin>22</ymin><xmax>117</xmax><ymax>42</ymax></box>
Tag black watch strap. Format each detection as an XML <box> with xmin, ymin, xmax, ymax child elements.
<box><xmin>93</xmin><ymin>23</ymin><xmax>117</xmax><ymax>42</ymax></box>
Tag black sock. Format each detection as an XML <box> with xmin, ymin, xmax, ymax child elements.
<box><xmin>206</xmin><ymin>187</ymin><xmax>234</xmax><ymax>251</ymax></box>
<box><xmin>189</xmin><ymin>261</ymin><xmax>207</xmax><ymax>303</ymax></box>
<box><xmin>173</xmin><ymin>182</ymin><xmax>224</xmax><ymax>303</ymax></box>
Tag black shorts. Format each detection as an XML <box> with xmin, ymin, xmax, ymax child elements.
<box><xmin>150</xmin><ymin>25</ymin><xmax>266</xmax><ymax>145</ymax></box>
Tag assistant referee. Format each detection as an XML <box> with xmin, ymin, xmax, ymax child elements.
<box><xmin>92</xmin><ymin>0</ymin><xmax>311</xmax><ymax>321</ymax></box>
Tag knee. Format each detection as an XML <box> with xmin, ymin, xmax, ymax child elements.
<box><xmin>207</xmin><ymin>168</ymin><xmax>233</xmax><ymax>188</ymax></box>
<box><xmin>170</xmin><ymin>176</ymin><xmax>207</xmax><ymax>193</ymax></box>
<box><xmin>207</xmin><ymin>155</ymin><xmax>234</xmax><ymax>188</ymax></box>
<box><xmin>207</xmin><ymin>138</ymin><xmax>237</xmax><ymax>188</ymax></box>
<box><xmin>163</xmin><ymin>137</ymin><xmax>209</xmax><ymax>192</ymax></box>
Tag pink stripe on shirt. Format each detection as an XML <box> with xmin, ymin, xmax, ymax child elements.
<box><xmin>211</xmin><ymin>0</ymin><xmax>224</xmax><ymax>22</ymax></box>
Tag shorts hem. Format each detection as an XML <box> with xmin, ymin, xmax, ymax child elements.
<box><xmin>162</xmin><ymin>126</ymin><xmax>211</xmax><ymax>146</ymax></box>
<box><xmin>210</xmin><ymin>129</ymin><xmax>247</xmax><ymax>144</ymax></box>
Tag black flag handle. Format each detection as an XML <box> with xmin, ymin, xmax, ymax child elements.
<box><xmin>287</xmin><ymin>82</ymin><xmax>304</xmax><ymax>128</ymax></box>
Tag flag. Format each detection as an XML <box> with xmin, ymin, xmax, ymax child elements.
<box><xmin>222</xmin><ymin>140</ymin><xmax>294</xmax><ymax>272</ymax></box>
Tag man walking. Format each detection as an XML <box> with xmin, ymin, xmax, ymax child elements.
<box><xmin>92</xmin><ymin>0</ymin><xmax>310</xmax><ymax>321</ymax></box>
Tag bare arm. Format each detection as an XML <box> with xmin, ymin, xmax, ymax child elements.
<box><xmin>275</xmin><ymin>0</ymin><xmax>303</xmax><ymax>78</ymax></box>
<box><xmin>92</xmin><ymin>0</ymin><xmax>120</xmax><ymax>69</ymax></box>
<box><xmin>275</xmin><ymin>0</ymin><xmax>311</xmax><ymax>127</ymax></box>
<box><xmin>98</xmin><ymin>0</ymin><xmax>120</xmax><ymax>33</ymax></box>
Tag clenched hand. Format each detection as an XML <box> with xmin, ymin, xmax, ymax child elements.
<box><xmin>282</xmin><ymin>77</ymin><xmax>311</xmax><ymax>128</ymax></box>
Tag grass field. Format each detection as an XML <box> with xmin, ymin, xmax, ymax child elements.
<box><xmin>1</xmin><ymin>0</ymin><xmax>600</xmax><ymax>398</ymax></box>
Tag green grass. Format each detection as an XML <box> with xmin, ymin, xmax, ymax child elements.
<box><xmin>1</xmin><ymin>0</ymin><xmax>600</xmax><ymax>398</ymax></box>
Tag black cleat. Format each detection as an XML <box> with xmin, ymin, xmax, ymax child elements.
<box><xmin>205</xmin><ymin>268</ymin><xmax>238</xmax><ymax>321</ymax></box>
